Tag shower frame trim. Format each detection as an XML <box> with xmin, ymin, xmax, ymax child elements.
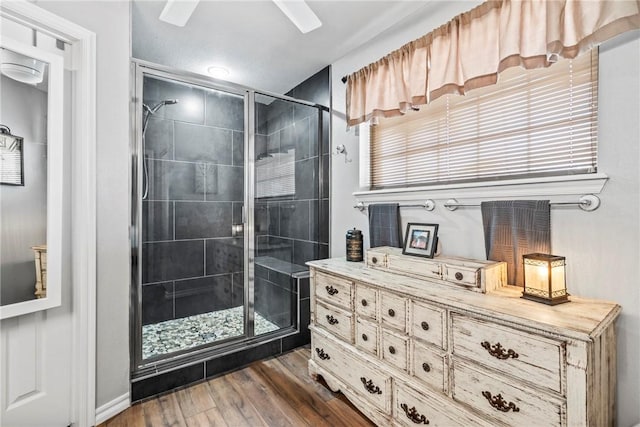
<box><xmin>130</xmin><ymin>59</ymin><xmax>324</xmax><ymax>378</ymax></box>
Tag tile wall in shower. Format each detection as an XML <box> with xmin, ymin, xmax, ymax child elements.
<box><xmin>254</xmin><ymin>68</ymin><xmax>330</xmax><ymax>267</ymax></box>
<box><xmin>254</xmin><ymin>66</ymin><xmax>330</xmax><ymax>342</ymax></box>
<box><xmin>141</xmin><ymin>77</ymin><xmax>245</xmax><ymax>327</ymax></box>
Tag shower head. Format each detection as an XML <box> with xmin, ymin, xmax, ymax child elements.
<box><xmin>143</xmin><ymin>99</ymin><xmax>179</xmax><ymax>115</ymax></box>
<box><xmin>142</xmin><ymin>98</ymin><xmax>180</xmax><ymax>138</ymax></box>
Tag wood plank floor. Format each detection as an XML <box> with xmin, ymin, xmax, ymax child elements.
<box><xmin>100</xmin><ymin>347</ymin><xmax>375</xmax><ymax>427</ymax></box>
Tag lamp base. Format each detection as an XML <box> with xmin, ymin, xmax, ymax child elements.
<box><xmin>521</xmin><ymin>293</ymin><xmax>570</xmax><ymax>305</ymax></box>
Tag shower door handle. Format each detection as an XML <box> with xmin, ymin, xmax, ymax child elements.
<box><xmin>232</xmin><ymin>224</ymin><xmax>244</xmax><ymax>237</ymax></box>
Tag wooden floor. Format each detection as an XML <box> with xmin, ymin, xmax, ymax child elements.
<box><xmin>100</xmin><ymin>347</ymin><xmax>374</xmax><ymax>427</ymax></box>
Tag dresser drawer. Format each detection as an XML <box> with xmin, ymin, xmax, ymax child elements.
<box><xmin>355</xmin><ymin>284</ymin><xmax>377</xmax><ymax>319</ymax></box>
<box><xmin>451</xmin><ymin>314</ymin><xmax>564</xmax><ymax>393</ymax></box>
<box><xmin>381</xmin><ymin>292</ymin><xmax>407</xmax><ymax>331</ymax></box>
<box><xmin>452</xmin><ymin>360</ymin><xmax>564</xmax><ymax>427</ymax></box>
<box><xmin>366</xmin><ymin>250</ymin><xmax>387</xmax><ymax>268</ymax></box>
<box><xmin>412</xmin><ymin>341</ymin><xmax>446</xmax><ymax>393</ymax></box>
<box><xmin>444</xmin><ymin>264</ymin><xmax>479</xmax><ymax>287</ymax></box>
<box><xmin>411</xmin><ymin>300</ymin><xmax>446</xmax><ymax>350</ymax></box>
<box><xmin>312</xmin><ymin>331</ymin><xmax>392</xmax><ymax>414</ymax></box>
<box><xmin>395</xmin><ymin>383</ymin><xmax>489</xmax><ymax>427</ymax></box>
<box><xmin>386</xmin><ymin>253</ymin><xmax>441</xmax><ymax>280</ymax></box>
<box><xmin>356</xmin><ymin>318</ymin><xmax>378</xmax><ymax>356</ymax></box>
<box><xmin>315</xmin><ymin>272</ymin><xmax>352</xmax><ymax>310</ymax></box>
<box><xmin>381</xmin><ymin>330</ymin><xmax>408</xmax><ymax>372</ymax></box>
<box><xmin>315</xmin><ymin>301</ymin><xmax>353</xmax><ymax>343</ymax></box>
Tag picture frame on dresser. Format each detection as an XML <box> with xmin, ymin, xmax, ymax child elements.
<box><xmin>403</xmin><ymin>223</ymin><xmax>439</xmax><ymax>258</ymax></box>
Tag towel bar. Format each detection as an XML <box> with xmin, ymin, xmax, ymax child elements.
<box><xmin>443</xmin><ymin>194</ymin><xmax>600</xmax><ymax>212</ymax></box>
<box><xmin>354</xmin><ymin>200</ymin><xmax>435</xmax><ymax>212</ymax></box>
<box><xmin>353</xmin><ymin>195</ymin><xmax>601</xmax><ymax>213</ymax></box>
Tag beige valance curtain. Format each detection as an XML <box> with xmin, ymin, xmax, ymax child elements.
<box><xmin>346</xmin><ymin>0</ymin><xmax>640</xmax><ymax>127</ymax></box>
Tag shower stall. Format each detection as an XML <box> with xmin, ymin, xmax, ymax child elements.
<box><xmin>130</xmin><ymin>61</ymin><xmax>329</xmax><ymax>398</ymax></box>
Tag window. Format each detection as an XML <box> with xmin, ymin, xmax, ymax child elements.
<box><xmin>369</xmin><ymin>51</ymin><xmax>598</xmax><ymax>190</ymax></box>
<box><xmin>256</xmin><ymin>150</ymin><xmax>295</xmax><ymax>198</ymax></box>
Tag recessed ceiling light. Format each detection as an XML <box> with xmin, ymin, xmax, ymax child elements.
<box><xmin>207</xmin><ymin>66</ymin><xmax>230</xmax><ymax>79</ymax></box>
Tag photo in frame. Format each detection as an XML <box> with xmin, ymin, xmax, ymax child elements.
<box><xmin>403</xmin><ymin>223</ymin><xmax>439</xmax><ymax>258</ymax></box>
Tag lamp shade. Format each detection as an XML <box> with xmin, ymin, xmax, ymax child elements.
<box><xmin>1</xmin><ymin>48</ymin><xmax>46</xmax><ymax>85</ymax></box>
<box><xmin>522</xmin><ymin>253</ymin><xmax>569</xmax><ymax>305</ymax></box>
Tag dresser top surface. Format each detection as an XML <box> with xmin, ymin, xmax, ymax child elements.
<box><xmin>307</xmin><ymin>257</ymin><xmax>620</xmax><ymax>341</ymax></box>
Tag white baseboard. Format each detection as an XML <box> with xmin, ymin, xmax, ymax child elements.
<box><xmin>95</xmin><ymin>392</ymin><xmax>130</xmax><ymax>425</ymax></box>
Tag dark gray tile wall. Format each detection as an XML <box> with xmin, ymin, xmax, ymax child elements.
<box><xmin>142</xmin><ymin>76</ymin><xmax>244</xmax><ymax>325</ymax></box>
<box><xmin>253</xmin><ymin>66</ymin><xmax>330</xmax><ymax>332</ymax></box>
<box><xmin>254</xmin><ymin>68</ymin><xmax>329</xmax><ymax>262</ymax></box>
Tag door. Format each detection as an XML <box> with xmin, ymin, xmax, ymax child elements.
<box><xmin>0</xmin><ymin>4</ymin><xmax>96</xmax><ymax>426</ymax></box>
<box><xmin>134</xmin><ymin>70</ymin><xmax>249</xmax><ymax>366</ymax></box>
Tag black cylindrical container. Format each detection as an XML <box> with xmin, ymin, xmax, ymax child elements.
<box><xmin>346</xmin><ymin>228</ymin><xmax>363</xmax><ymax>262</ymax></box>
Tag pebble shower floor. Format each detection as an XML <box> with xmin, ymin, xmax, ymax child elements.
<box><xmin>142</xmin><ymin>306</ymin><xmax>280</xmax><ymax>359</ymax></box>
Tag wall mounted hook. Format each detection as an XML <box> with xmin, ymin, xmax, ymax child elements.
<box><xmin>335</xmin><ymin>144</ymin><xmax>352</xmax><ymax>163</ymax></box>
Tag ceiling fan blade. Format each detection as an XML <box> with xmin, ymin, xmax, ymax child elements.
<box><xmin>273</xmin><ymin>0</ymin><xmax>322</xmax><ymax>34</ymax></box>
<box><xmin>159</xmin><ymin>0</ymin><xmax>200</xmax><ymax>27</ymax></box>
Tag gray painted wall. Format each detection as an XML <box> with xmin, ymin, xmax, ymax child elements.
<box><xmin>330</xmin><ymin>3</ymin><xmax>640</xmax><ymax>425</ymax></box>
<box><xmin>35</xmin><ymin>0</ymin><xmax>131</xmax><ymax>408</ymax></box>
<box><xmin>0</xmin><ymin>76</ymin><xmax>48</xmax><ymax>305</ymax></box>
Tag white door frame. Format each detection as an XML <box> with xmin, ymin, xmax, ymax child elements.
<box><xmin>0</xmin><ymin>2</ymin><xmax>97</xmax><ymax>425</ymax></box>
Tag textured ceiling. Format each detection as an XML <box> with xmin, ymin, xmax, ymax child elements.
<box><xmin>132</xmin><ymin>0</ymin><xmax>434</xmax><ymax>94</ymax></box>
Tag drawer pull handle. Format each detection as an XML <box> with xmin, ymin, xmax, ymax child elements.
<box><xmin>388</xmin><ymin>346</ymin><xmax>396</xmax><ymax>354</ymax></box>
<box><xmin>482</xmin><ymin>391</ymin><xmax>520</xmax><ymax>413</ymax></box>
<box><xmin>455</xmin><ymin>272</ymin><xmax>464</xmax><ymax>281</ymax></box>
<box><xmin>360</xmin><ymin>377</ymin><xmax>382</xmax><ymax>395</ymax></box>
<box><xmin>362</xmin><ymin>333</ymin><xmax>368</xmax><ymax>342</ymax></box>
<box><xmin>326</xmin><ymin>315</ymin><xmax>339</xmax><ymax>325</ymax></box>
<box><xmin>371</xmin><ymin>257</ymin><xmax>378</xmax><ymax>264</ymax></box>
<box><xmin>400</xmin><ymin>403</ymin><xmax>429</xmax><ymax>424</ymax></box>
<box><xmin>325</xmin><ymin>285</ymin><xmax>339</xmax><ymax>296</ymax></box>
<box><xmin>388</xmin><ymin>309</ymin><xmax>395</xmax><ymax>317</ymax></box>
<box><xmin>361</xmin><ymin>299</ymin><xmax>368</xmax><ymax>307</ymax></box>
<box><xmin>481</xmin><ymin>341</ymin><xmax>519</xmax><ymax>360</ymax></box>
<box><xmin>422</xmin><ymin>363</ymin><xmax>431</xmax><ymax>373</ymax></box>
<box><xmin>421</xmin><ymin>321</ymin><xmax>430</xmax><ymax>331</ymax></box>
<box><xmin>315</xmin><ymin>348</ymin><xmax>330</xmax><ymax>360</ymax></box>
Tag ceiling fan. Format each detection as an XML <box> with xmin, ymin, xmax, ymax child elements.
<box><xmin>159</xmin><ymin>0</ymin><xmax>322</xmax><ymax>33</ymax></box>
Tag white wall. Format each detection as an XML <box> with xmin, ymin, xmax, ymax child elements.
<box><xmin>34</xmin><ymin>1</ymin><xmax>131</xmax><ymax>408</ymax></box>
<box><xmin>331</xmin><ymin>3</ymin><xmax>640</xmax><ymax>426</ymax></box>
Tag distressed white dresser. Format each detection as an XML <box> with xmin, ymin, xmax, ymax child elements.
<box><xmin>307</xmin><ymin>251</ymin><xmax>620</xmax><ymax>427</ymax></box>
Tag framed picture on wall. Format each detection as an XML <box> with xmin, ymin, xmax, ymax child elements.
<box><xmin>403</xmin><ymin>223</ymin><xmax>439</xmax><ymax>258</ymax></box>
<box><xmin>0</xmin><ymin>128</ymin><xmax>24</xmax><ymax>186</ymax></box>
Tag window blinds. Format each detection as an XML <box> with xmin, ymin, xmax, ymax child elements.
<box><xmin>369</xmin><ymin>51</ymin><xmax>598</xmax><ymax>189</ymax></box>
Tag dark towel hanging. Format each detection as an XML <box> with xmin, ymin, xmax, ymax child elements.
<box><xmin>368</xmin><ymin>203</ymin><xmax>402</xmax><ymax>248</ymax></box>
<box><xmin>481</xmin><ymin>200</ymin><xmax>551</xmax><ymax>286</ymax></box>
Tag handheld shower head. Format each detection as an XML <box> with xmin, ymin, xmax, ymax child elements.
<box><xmin>143</xmin><ymin>99</ymin><xmax>179</xmax><ymax>115</ymax></box>
<box><xmin>141</xmin><ymin>98</ymin><xmax>180</xmax><ymax>200</ymax></box>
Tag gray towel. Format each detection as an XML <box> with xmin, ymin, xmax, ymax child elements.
<box><xmin>368</xmin><ymin>204</ymin><xmax>402</xmax><ymax>248</ymax></box>
<box><xmin>481</xmin><ymin>200</ymin><xmax>550</xmax><ymax>286</ymax></box>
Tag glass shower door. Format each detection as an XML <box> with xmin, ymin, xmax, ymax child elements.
<box><xmin>252</xmin><ymin>94</ymin><xmax>321</xmax><ymax>336</ymax></box>
<box><xmin>138</xmin><ymin>73</ymin><xmax>247</xmax><ymax>361</ymax></box>
<box><xmin>133</xmin><ymin>67</ymin><xmax>325</xmax><ymax>373</ymax></box>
